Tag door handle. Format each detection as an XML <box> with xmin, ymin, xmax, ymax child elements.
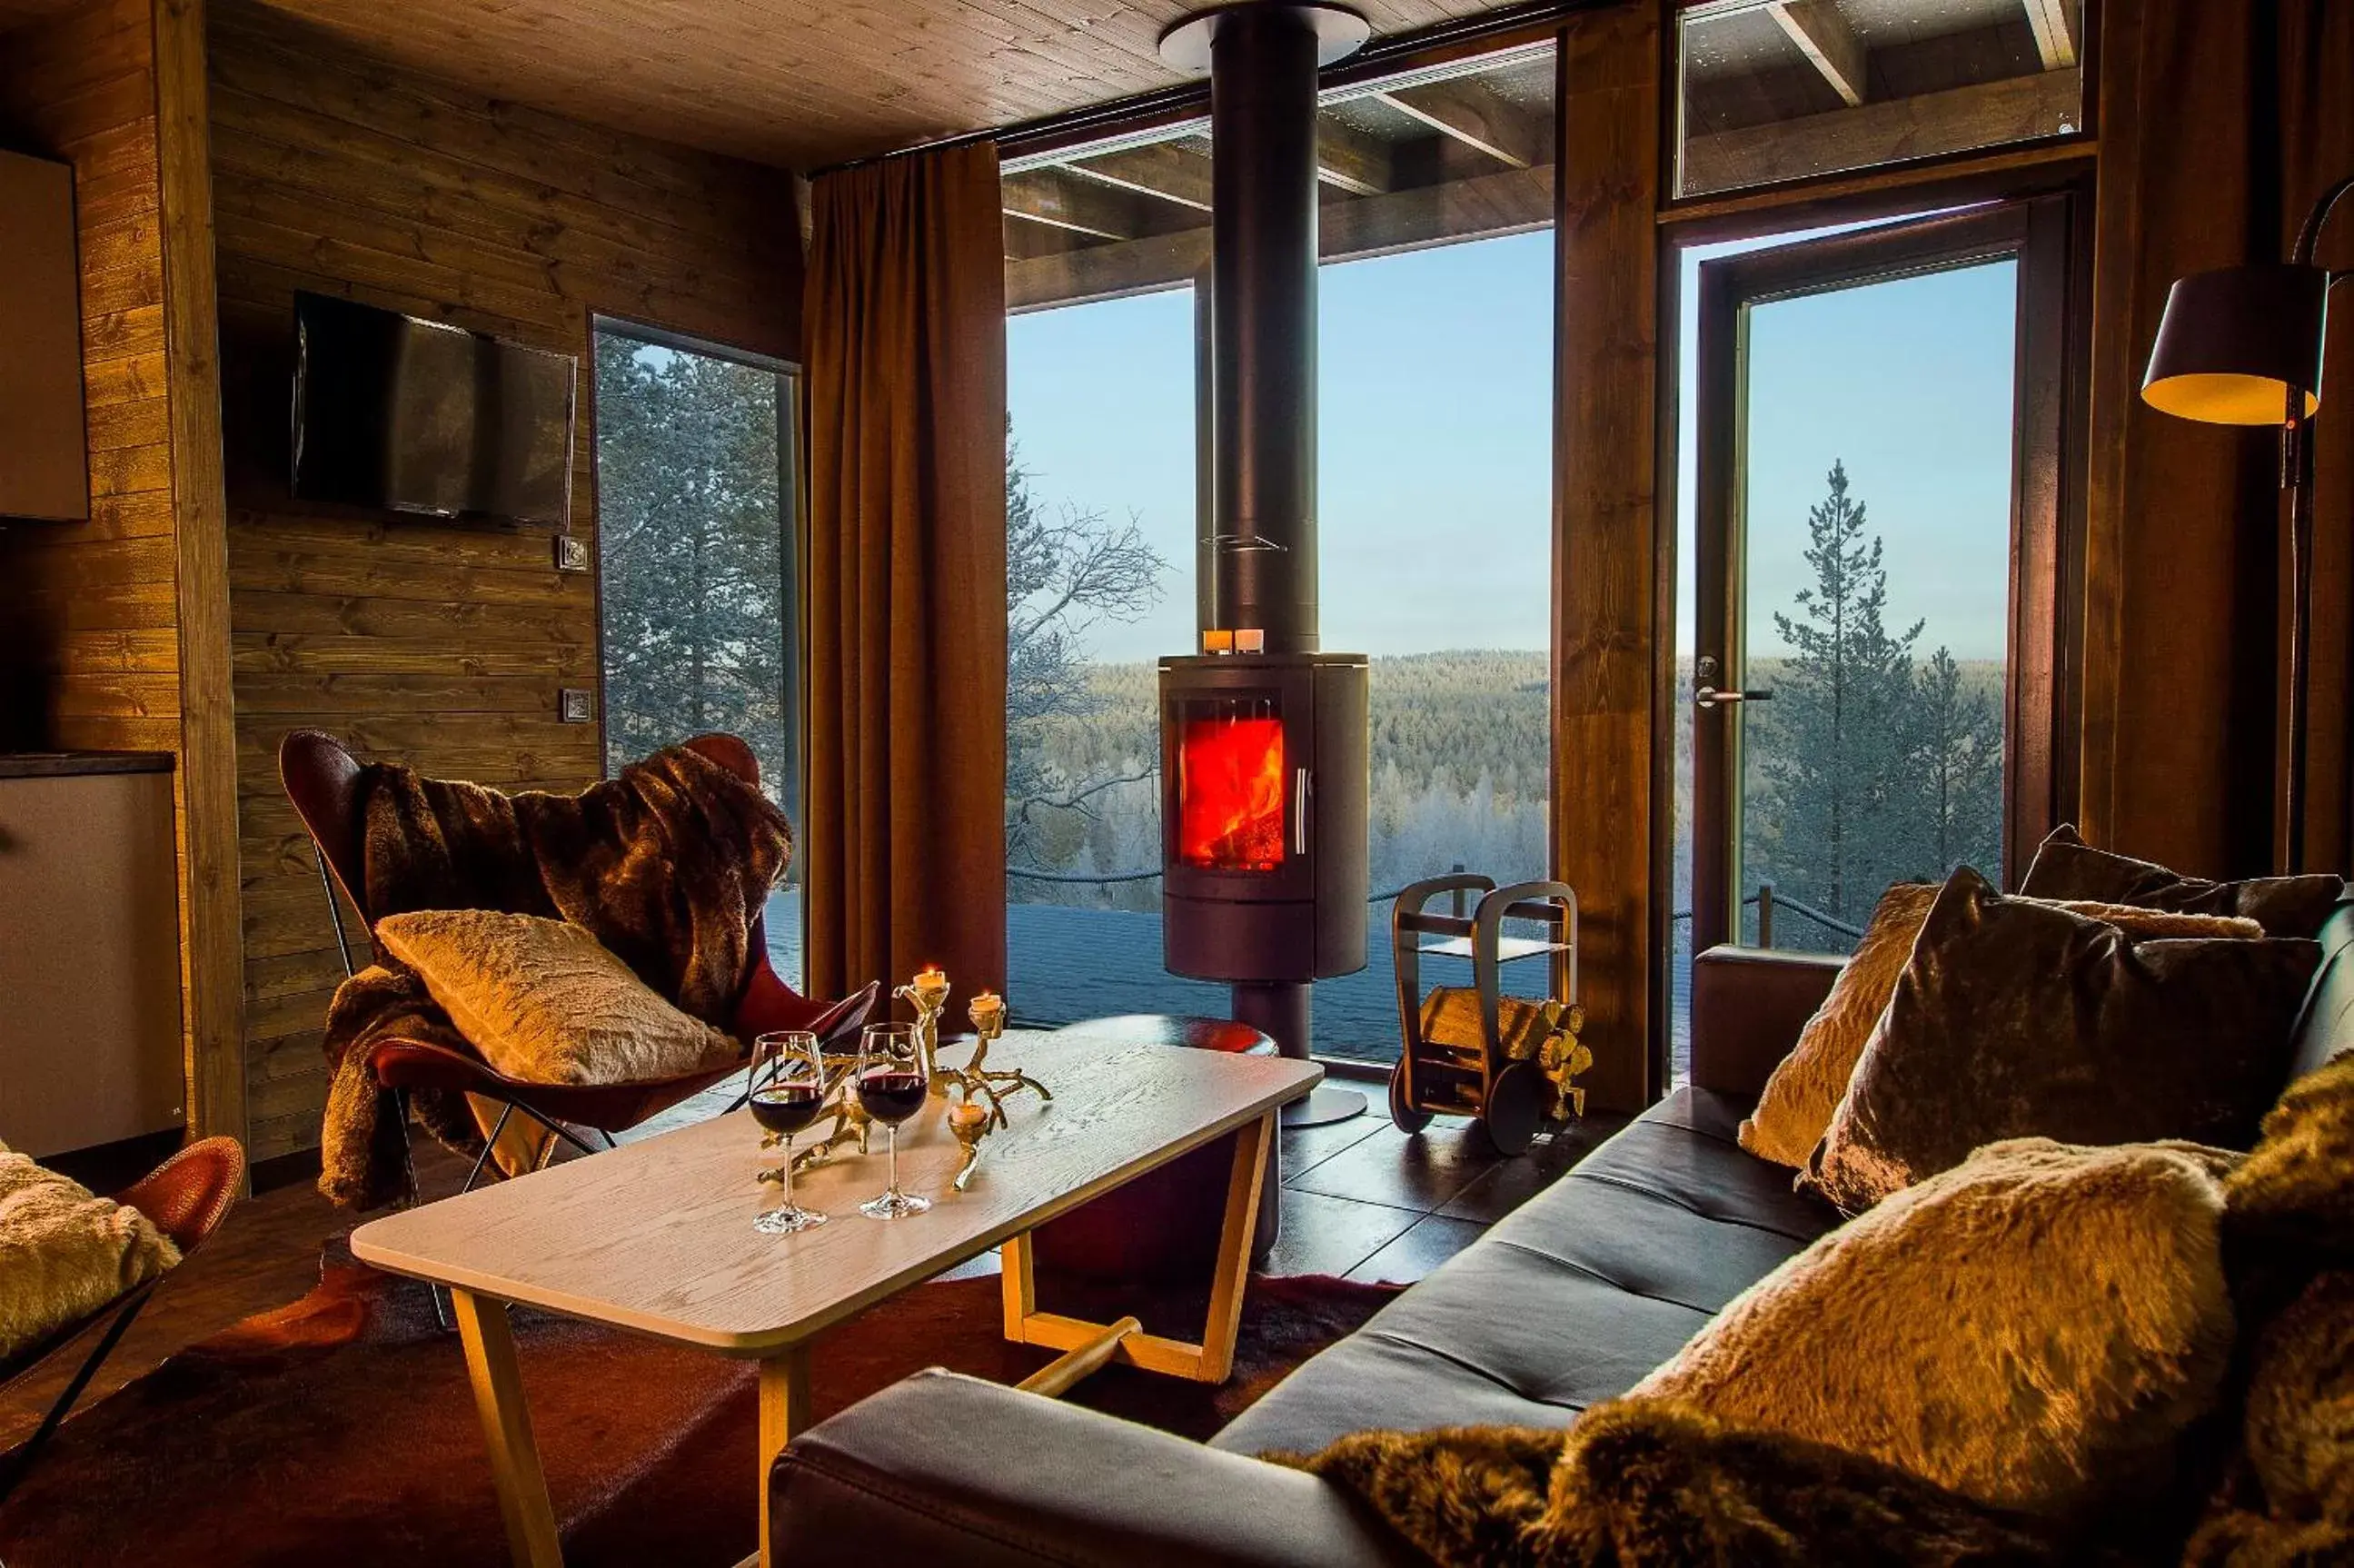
<box><xmin>1693</xmin><ymin>686</ymin><xmax>1773</xmax><ymax>709</ymax></box>
<box><xmin>1293</xmin><ymin>768</ymin><xmax>1312</xmax><ymax>855</ymax></box>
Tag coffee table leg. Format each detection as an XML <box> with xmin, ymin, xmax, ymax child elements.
<box><xmin>999</xmin><ymin>1109</ymin><xmax>1274</xmax><ymax>1384</ymax></box>
<box><xmin>451</xmin><ymin>1288</ymin><xmax>564</xmax><ymax>1568</ymax></box>
<box><xmin>757</xmin><ymin>1345</ymin><xmax>812</xmax><ymax>1568</ymax></box>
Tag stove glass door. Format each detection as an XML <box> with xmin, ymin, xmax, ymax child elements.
<box><xmin>1173</xmin><ymin>692</ymin><xmax>1290</xmax><ymax>872</ymax></box>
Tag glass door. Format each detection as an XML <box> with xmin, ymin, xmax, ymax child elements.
<box><xmin>1689</xmin><ymin>201</ymin><xmax>2073</xmax><ymax>958</ymax></box>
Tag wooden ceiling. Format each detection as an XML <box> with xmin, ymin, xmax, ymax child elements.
<box><xmin>178</xmin><ymin>0</ymin><xmax>1524</xmax><ymax>171</ymax></box>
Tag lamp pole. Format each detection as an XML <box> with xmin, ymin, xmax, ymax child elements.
<box><xmin>2281</xmin><ymin>175</ymin><xmax>2351</xmax><ymax>873</ymax></box>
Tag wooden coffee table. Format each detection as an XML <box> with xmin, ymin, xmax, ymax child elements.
<box><xmin>350</xmin><ymin>1032</ymin><xmax>1318</xmax><ymax>1568</ymax></box>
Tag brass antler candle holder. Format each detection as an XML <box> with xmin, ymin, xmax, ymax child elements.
<box><xmin>939</xmin><ymin>989</ymin><xmax>1051</xmax><ymax>1191</ymax></box>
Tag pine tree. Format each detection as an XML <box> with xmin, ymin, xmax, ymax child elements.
<box><xmin>1905</xmin><ymin>645</ymin><xmax>2004</xmax><ymax>878</ymax></box>
<box><xmin>594</xmin><ymin>336</ymin><xmax>789</xmax><ymax>794</ymax></box>
<box><xmin>1753</xmin><ymin>461</ymin><xmax>1924</xmax><ymax>923</ymax></box>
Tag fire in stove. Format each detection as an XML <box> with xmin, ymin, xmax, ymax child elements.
<box><xmin>1177</xmin><ymin>710</ymin><xmax>1287</xmax><ymax>871</ymax></box>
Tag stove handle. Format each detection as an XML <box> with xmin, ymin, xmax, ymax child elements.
<box><xmin>1293</xmin><ymin>768</ymin><xmax>1312</xmax><ymax>856</ymax></box>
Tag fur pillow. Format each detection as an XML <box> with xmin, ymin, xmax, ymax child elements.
<box><xmin>375</xmin><ymin>910</ymin><xmax>743</xmax><ymax>1087</ymax></box>
<box><xmin>2021</xmin><ymin>824</ymin><xmax>2343</xmax><ymax>938</ymax></box>
<box><xmin>1631</xmin><ymin>1138</ymin><xmax>2240</xmax><ymax>1521</ymax></box>
<box><xmin>0</xmin><ymin>1141</ymin><xmax>181</xmax><ymax>1362</ymax></box>
<box><xmin>1738</xmin><ymin>884</ymin><xmax>2261</xmax><ymax>1169</ymax></box>
<box><xmin>1281</xmin><ymin>1400</ymin><xmax>2099</xmax><ymax>1568</ymax></box>
<box><xmin>1804</xmin><ymin>868</ymin><xmax>2315</xmax><ymax>1211</ymax></box>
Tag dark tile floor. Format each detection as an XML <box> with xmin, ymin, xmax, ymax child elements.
<box><xmin>1270</xmin><ymin>1099</ymin><xmax>1628</xmax><ymax>1285</ymax></box>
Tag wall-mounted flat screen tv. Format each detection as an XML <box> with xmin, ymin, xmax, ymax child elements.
<box><xmin>291</xmin><ymin>291</ymin><xmax>576</xmax><ymax>524</ymax></box>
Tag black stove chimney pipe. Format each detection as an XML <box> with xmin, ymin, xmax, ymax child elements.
<box><xmin>1166</xmin><ymin>1</ymin><xmax>1366</xmax><ymax>652</ymax></box>
<box><xmin>1207</xmin><ymin>5</ymin><xmax>1322</xmax><ymax>652</ymax></box>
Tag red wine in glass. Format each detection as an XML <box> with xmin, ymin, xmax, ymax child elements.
<box><xmin>751</xmin><ymin>1030</ymin><xmax>828</xmax><ymax>1235</ymax></box>
<box><xmin>750</xmin><ymin>1083</ymin><xmax>825</xmax><ymax>1137</ymax></box>
<box><xmin>857</xmin><ymin>1022</ymin><xmax>931</xmax><ymax>1219</ymax></box>
<box><xmin>857</xmin><ymin>1070</ymin><xmax>929</xmax><ymax>1125</ymax></box>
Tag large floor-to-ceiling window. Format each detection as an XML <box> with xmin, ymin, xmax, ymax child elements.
<box><xmin>592</xmin><ymin>322</ymin><xmax>803</xmax><ymax>984</ymax></box>
<box><xmin>1000</xmin><ymin>41</ymin><xmax>1558</xmax><ymax>1064</ymax></box>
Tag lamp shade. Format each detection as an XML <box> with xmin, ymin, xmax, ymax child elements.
<box><xmin>2143</xmin><ymin>263</ymin><xmax>2329</xmax><ymax>424</ymax></box>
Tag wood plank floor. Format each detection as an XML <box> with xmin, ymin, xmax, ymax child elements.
<box><xmin>1</xmin><ymin>1079</ymin><xmax>1622</xmax><ymax>1453</ymax></box>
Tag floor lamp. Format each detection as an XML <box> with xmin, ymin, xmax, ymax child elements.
<box><xmin>2142</xmin><ymin>175</ymin><xmax>2353</xmax><ymax>873</ymax></box>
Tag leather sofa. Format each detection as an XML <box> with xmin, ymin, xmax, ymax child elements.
<box><xmin>768</xmin><ymin>916</ymin><xmax>2354</xmax><ymax>1566</ymax></box>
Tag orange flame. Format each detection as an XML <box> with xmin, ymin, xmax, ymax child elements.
<box><xmin>1177</xmin><ymin>716</ymin><xmax>1286</xmax><ymax>870</ymax></box>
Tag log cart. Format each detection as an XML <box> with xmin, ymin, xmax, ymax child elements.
<box><xmin>1387</xmin><ymin>874</ymin><xmax>1590</xmax><ymax>1156</ymax></box>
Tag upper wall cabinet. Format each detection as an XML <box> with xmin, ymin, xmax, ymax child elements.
<box><xmin>0</xmin><ymin>146</ymin><xmax>88</xmax><ymax>521</ymax></box>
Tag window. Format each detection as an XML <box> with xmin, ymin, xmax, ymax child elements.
<box><xmin>592</xmin><ymin>323</ymin><xmax>803</xmax><ymax>985</ymax></box>
<box><xmin>1675</xmin><ymin>0</ymin><xmax>2085</xmax><ymax>198</ymax></box>
<box><xmin>1001</xmin><ymin>42</ymin><xmax>1559</xmax><ymax>1063</ymax></box>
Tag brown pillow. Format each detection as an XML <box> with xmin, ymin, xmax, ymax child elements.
<box><xmin>0</xmin><ymin>1142</ymin><xmax>181</xmax><ymax>1361</ymax></box>
<box><xmin>376</xmin><ymin>909</ymin><xmax>743</xmax><ymax>1086</ymax></box>
<box><xmin>1804</xmin><ymin>868</ymin><xmax>2318</xmax><ymax>1212</ymax></box>
<box><xmin>1633</xmin><ymin>1138</ymin><xmax>2241</xmax><ymax>1521</ymax></box>
<box><xmin>1739</xmin><ymin>884</ymin><xmax>2265</xmax><ymax>1170</ymax></box>
<box><xmin>2021</xmin><ymin>824</ymin><xmax>2344</xmax><ymax>938</ymax></box>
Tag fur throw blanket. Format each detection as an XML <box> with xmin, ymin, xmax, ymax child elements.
<box><xmin>319</xmin><ymin>745</ymin><xmax>791</xmax><ymax>1209</ymax></box>
<box><xmin>1285</xmin><ymin>1054</ymin><xmax>2354</xmax><ymax>1567</ymax></box>
<box><xmin>1283</xmin><ymin>1401</ymin><xmax>2104</xmax><ymax>1567</ymax></box>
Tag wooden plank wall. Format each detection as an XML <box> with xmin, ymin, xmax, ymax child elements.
<box><xmin>206</xmin><ymin>0</ymin><xmax>802</xmax><ymax>1163</ymax></box>
<box><xmin>0</xmin><ymin>0</ymin><xmax>178</xmax><ymax>759</ymax></box>
<box><xmin>0</xmin><ymin>0</ymin><xmax>246</xmax><ymax>1146</ymax></box>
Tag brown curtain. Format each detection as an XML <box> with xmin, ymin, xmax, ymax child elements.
<box><xmin>801</xmin><ymin>142</ymin><xmax>1008</xmax><ymax>1004</ymax></box>
<box><xmin>2082</xmin><ymin>0</ymin><xmax>2354</xmax><ymax>876</ymax></box>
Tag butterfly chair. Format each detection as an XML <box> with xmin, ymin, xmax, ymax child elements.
<box><xmin>0</xmin><ymin>1136</ymin><xmax>245</xmax><ymax>1509</ymax></box>
<box><xmin>279</xmin><ymin>729</ymin><xmax>878</xmax><ymax>1205</ymax></box>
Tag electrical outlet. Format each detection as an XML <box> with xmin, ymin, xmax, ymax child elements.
<box><xmin>559</xmin><ymin>688</ymin><xmax>594</xmax><ymax>723</ymax></box>
<box><xmin>553</xmin><ymin>534</ymin><xmax>591</xmax><ymax>573</ymax></box>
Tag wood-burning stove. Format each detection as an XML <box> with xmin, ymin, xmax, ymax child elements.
<box><xmin>1161</xmin><ymin>652</ymin><xmax>1368</xmax><ymax>984</ymax></box>
<box><xmin>1157</xmin><ymin>0</ymin><xmax>1373</xmax><ymax>1126</ymax></box>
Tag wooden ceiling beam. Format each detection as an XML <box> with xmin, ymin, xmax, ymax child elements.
<box><xmin>1063</xmin><ymin>141</ymin><xmax>1213</xmax><ymax>212</ymax></box>
<box><xmin>1001</xmin><ymin>167</ymin><xmax>1161</xmax><ymax>241</ymax></box>
<box><xmin>1008</xmin><ymin>164</ymin><xmax>1549</xmax><ymax>312</ymax></box>
<box><xmin>1316</xmin><ymin>120</ymin><xmax>1396</xmax><ymax>195</ymax></box>
<box><xmin>1373</xmin><ymin>78</ymin><xmax>1549</xmax><ymax>169</ymax></box>
<box><xmin>1766</xmin><ymin>0</ymin><xmax>1867</xmax><ymax>108</ymax></box>
<box><xmin>1680</xmin><ymin>65</ymin><xmax>2080</xmax><ymax>194</ymax></box>
<box><xmin>2021</xmin><ymin>0</ymin><xmax>2077</xmax><ymax>70</ymax></box>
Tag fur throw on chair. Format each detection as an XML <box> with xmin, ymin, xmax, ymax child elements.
<box><xmin>1282</xmin><ymin>1400</ymin><xmax>2103</xmax><ymax>1567</ymax></box>
<box><xmin>317</xmin><ymin>745</ymin><xmax>791</xmax><ymax>1209</ymax></box>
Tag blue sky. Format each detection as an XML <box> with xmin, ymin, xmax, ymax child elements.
<box><xmin>1008</xmin><ymin>223</ymin><xmax>2017</xmax><ymax>665</ymax></box>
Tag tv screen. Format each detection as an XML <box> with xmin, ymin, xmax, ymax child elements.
<box><xmin>291</xmin><ymin>292</ymin><xmax>576</xmax><ymax>524</ymax></box>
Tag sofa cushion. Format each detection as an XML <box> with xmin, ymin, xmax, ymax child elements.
<box><xmin>1805</xmin><ymin>868</ymin><xmax>2319</xmax><ymax>1213</ymax></box>
<box><xmin>2021</xmin><ymin>824</ymin><xmax>2343</xmax><ymax>938</ymax></box>
<box><xmin>1212</xmin><ymin>1089</ymin><xmax>1839</xmax><ymax>1458</ymax></box>
<box><xmin>1634</xmin><ymin>1137</ymin><xmax>2240</xmax><ymax>1520</ymax></box>
<box><xmin>1742</xmin><ymin>883</ymin><xmax>2263</xmax><ymax>1171</ymax></box>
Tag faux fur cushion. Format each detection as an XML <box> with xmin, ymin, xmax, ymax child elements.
<box><xmin>1631</xmin><ymin>1138</ymin><xmax>2240</xmax><ymax>1521</ymax></box>
<box><xmin>375</xmin><ymin>910</ymin><xmax>743</xmax><ymax>1087</ymax></box>
<box><xmin>1281</xmin><ymin>1400</ymin><xmax>2099</xmax><ymax>1568</ymax></box>
<box><xmin>2021</xmin><ymin>824</ymin><xmax>2343</xmax><ymax>938</ymax></box>
<box><xmin>1739</xmin><ymin>883</ymin><xmax>1936</xmax><ymax>1168</ymax></box>
<box><xmin>0</xmin><ymin>1140</ymin><xmax>180</xmax><ymax>1363</ymax></box>
<box><xmin>1805</xmin><ymin>868</ymin><xmax>2316</xmax><ymax>1211</ymax></box>
<box><xmin>1738</xmin><ymin>883</ymin><xmax>2261</xmax><ymax>1169</ymax></box>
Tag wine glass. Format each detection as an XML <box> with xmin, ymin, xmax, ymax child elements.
<box><xmin>856</xmin><ymin>1021</ymin><xmax>932</xmax><ymax>1220</ymax></box>
<box><xmin>750</xmin><ymin>1031</ymin><xmax>829</xmax><ymax>1234</ymax></box>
